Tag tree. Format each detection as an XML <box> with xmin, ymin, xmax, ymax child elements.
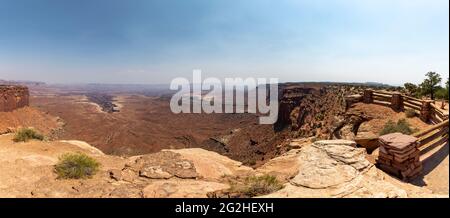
<box><xmin>420</xmin><ymin>72</ymin><xmax>442</xmax><ymax>100</ymax></box>
<box><xmin>404</xmin><ymin>83</ymin><xmax>420</xmax><ymax>97</ymax></box>
<box><xmin>435</xmin><ymin>86</ymin><xmax>447</xmax><ymax>100</ymax></box>
<box><xmin>445</xmin><ymin>78</ymin><xmax>449</xmax><ymax>100</ymax></box>
<box><xmin>446</xmin><ymin>78</ymin><xmax>449</xmax><ymax>92</ymax></box>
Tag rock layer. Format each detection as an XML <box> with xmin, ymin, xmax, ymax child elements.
<box><xmin>0</xmin><ymin>85</ymin><xmax>29</xmax><ymax>112</ymax></box>
<box><xmin>0</xmin><ymin>133</ymin><xmax>444</xmax><ymax>198</ymax></box>
<box><xmin>260</xmin><ymin>140</ymin><xmax>438</xmax><ymax>198</ymax></box>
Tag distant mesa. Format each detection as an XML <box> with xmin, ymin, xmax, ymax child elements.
<box><xmin>0</xmin><ymin>79</ymin><xmax>46</xmax><ymax>86</ymax></box>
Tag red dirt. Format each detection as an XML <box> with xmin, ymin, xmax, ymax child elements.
<box><xmin>31</xmin><ymin>94</ymin><xmax>280</xmax><ymax>159</ymax></box>
<box><xmin>348</xmin><ymin>103</ymin><xmax>431</xmax><ymax>135</ymax></box>
<box><xmin>0</xmin><ymin>107</ymin><xmax>61</xmax><ymax>136</ymax></box>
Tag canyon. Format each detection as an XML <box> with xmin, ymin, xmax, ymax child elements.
<box><xmin>0</xmin><ymin>81</ymin><xmax>448</xmax><ymax>198</ymax></box>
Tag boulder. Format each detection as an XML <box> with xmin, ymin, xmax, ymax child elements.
<box><xmin>124</xmin><ymin>151</ymin><xmax>198</xmax><ymax>180</ymax></box>
<box><xmin>261</xmin><ymin>140</ymin><xmax>408</xmax><ymax>198</ymax></box>
<box><xmin>167</xmin><ymin>148</ymin><xmax>254</xmax><ymax>180</ymax></box>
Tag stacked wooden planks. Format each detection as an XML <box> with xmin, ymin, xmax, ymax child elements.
<box><xmin>372</xmin><ymin>91</ymin><xmax>392</xmax><ymax>107</ymax></box>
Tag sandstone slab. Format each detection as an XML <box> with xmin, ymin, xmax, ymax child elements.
<box><xmin>261</xmin><ymin>140</ymin><xmax>410</xmax><ymax>198</ymax></box>
<box><xmin>143</xmin><ymin>180</ymin><xmax>229</xmax><ymax>198</ymax></box>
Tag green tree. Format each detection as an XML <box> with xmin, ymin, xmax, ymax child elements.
<box><xmin>435</xmin><ymin>86</ymin><xmax>447</xmax><ymax>100</ymax></box>
<box><xmin>446</xmin><ymin>77</ymin><xmax>449</xmax><ymax>93</ymax></box>
<box><xmin>404</xmin><ymin>82</ymin><xmax>420</xmax><ymax>97</ymax></box>
<box><xmin>444</xmin><ymin>78</ymin><xmax>449</xmax><ymax>100</ymax></box>
<box><xmin>420</xmin><ymin>72</ymin><xmax>442</xmax><ymax>100</ymax></box>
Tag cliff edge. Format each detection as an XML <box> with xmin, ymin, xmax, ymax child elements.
<box><xmin>0</xmin><ymin>133</ymin><xmax>445</xmax><ymax>198</ymax></box>
<box><xmin>0</xmin><ymin>85</ymin><xmax>29</xmax><ymax>112</ymax></box>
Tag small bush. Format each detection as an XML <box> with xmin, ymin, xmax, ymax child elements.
<box><xmin>315</xmin><ymin>113</ymin><xmax>324</xmax><ymax>121</ymax></box>
<box><xmin>380</xmin><ymin>119</ymin><xmax>416</xmax><ymax>136</ymax></box>
<box><xmin>54</xmin><ymin>153</ymin><xmax>100</xmax><ymax>179</ymax></box>
<box><xmin>245</xmin><ymin>159</ymin><xmax>257</xmax><ymax>166</ymax></box>
<box><xmin>230</xmin><ymin>175</ymin><xmax>284</xmax><ymax>197</ymax></box>
<box><xmin>13</xmin><ymin>128</ymin><xmax>44</xmax><ymax>142</ymax></box>
<box><xmin>405</xmin><ymin>109</ymin><xmax>417</xmax><ymax>118</ymax></box>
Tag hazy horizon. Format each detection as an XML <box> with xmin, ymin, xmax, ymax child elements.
<box><xmin>0</xmin><ymin>0</ymin><xmax>449</xmax><ymax>85</ymax></box>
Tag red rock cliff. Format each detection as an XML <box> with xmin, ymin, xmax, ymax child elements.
<box><xmin>0</xmin><ymin>85</ymin><xmax>29</xmax><ymax>112</ymax></box>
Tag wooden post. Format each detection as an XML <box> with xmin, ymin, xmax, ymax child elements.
<box><xmin>420</xmin><ymin>100</ymin><xmax>432</xmax><ymax>123</ymax></box>
<box><xmin>391</xmin><ymin>93</ymin><xmax>403</xmax><ymax>112</ymax></box>
<box><xmin>363</xmin><ymin>90</ymin><xmax>373</xmax><ymax>104</ymax></box>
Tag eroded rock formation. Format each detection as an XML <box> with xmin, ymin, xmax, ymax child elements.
<box><xmin>259</xmin><ymin>140</ymin><xmax>440</xmax><ymax>198</ymax></box>
<box><xmin>0</xmin><ymin>85</ymin><xmax>29</xmax><ymax>112</ymax></box>
<box><xmin>275</xmin><ymin>85</ymin><xmax>353</xmax><ymax>139</ymax></box>
<box><xmin>0</xmin><ymin>133</ymin><xmax>444</xmax><ymax>198</ymax></box>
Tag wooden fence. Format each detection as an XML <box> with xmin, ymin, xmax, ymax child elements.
<box><xmin>363</xmin><ymin>89</ymin><xmax>449</xmax><ymax>124</ymax></box>
<box><xmin>413</xmin><ymin>120</ymin><xmax>449</xmax><ymax>156</ymax></box>
<box><xmin>357</xmin><ymin>89</ymin><xmax>449</xmax><ymax>157</ymax></box>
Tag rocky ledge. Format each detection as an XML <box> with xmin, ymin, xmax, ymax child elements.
<box><xmin>0</xmin><ymin>85</ymin><xmax>29</xmax><ymax>112</ymax></box>
<box><xmin>0</xmin><ymin>133</ymin><xmax>444</xmax><ymax>198</ymax></box>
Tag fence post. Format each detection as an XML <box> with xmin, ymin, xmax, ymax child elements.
<box><xmin>363</xmin><ymin>90</ymin><xmax>373</xmax><ymax>104</ymax></box>
<box><xmin>391</xmin><ymin>93</ymin><xmax>403</xmax><ymax>112</ymax></box>
<box><xmin>420</xmin><ymin>100</ymin><xmax>433</xmax><ymax>122</ymax></box>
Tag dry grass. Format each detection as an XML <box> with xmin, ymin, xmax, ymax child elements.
<box><xmin>229</xmin><ymin>175</ymin><xmax>284</xmax><ymax>197</ymax></box>
<box><xmin>405</xmin><ymin>109</ymin><xmax>417</xmax><ymax>118</ymax></box>
<box><xmin>13</xmin><ymin>128</ymin><xmax>44</xmax><ymax>142</ymax></box>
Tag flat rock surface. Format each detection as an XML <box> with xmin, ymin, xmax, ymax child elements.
<box><xmin>261</xmin><ymin>140</ymin><xmax>443</xmax><ymax>198</ymax></box>
<box><xmin>379</xmin><ymin>133</ymin><xmax>418</xmax><ymax>150</ymax></box>
<box><xmin>0</xmin><ymin>134</ymin><xmax>446</xmax><ymax>198</ymax></box>
<box><xmin>143</xmin><ymin>180</ymin><xmax>229</xmax><ymax>198</ymax></box>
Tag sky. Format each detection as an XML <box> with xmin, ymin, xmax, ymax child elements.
<box><xmin>0</xmin><ymin>0</ymin><xmax>448</xmax><ymax>85</ymax></box>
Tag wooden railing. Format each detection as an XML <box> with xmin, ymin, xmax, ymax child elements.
<box><xmin>431</xmin><ymin>104</ymin><xmax>449</xmax><ymax>123</ymax></box>
<box><xmin>413</xmin><ymin>120</ymin><xmax>449</xmax><ymax>156</ymax></box>
<box><xmin>364</xmin><ymin>89</ymin><xmax>449</xmax><ymax>124</ymax></box>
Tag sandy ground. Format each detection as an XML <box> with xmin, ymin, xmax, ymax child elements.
<box><xmin>416</xmin><ymin>142</ymin><xmax>449</xmax><ymax>195</ymax></box>
<box><xmin>0</xmin><ymin>134</ymin><xmax>127</xmax><ymax>197</ymax></box>
<box><xmin>349</xmin><ymin>103</ymin><xmax>432</xmax><ymax>135</ymax></box>
<box><xmin>0</xmin><ymin>107</ymin><xmax>61</xmax><ymax>135</ymax></box>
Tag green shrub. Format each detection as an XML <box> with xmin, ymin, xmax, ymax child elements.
<box><xmin>54</xmin><ymin>153</ymin><xmax>100</xmax><ymax>179</ymax></box>
<box><xmin>380</xmin><ymin>119</ymin><xmax>416</xmax><ymax>136</ymax></box>
<box><xmin>405</xmin><ymin>109</ymin><xmax>417</xmax><ymax>118</ymax></box>
<box><xmin>315</xmin><ymin>113</ymin><xmax>324</xmax><ymax>121</ymax></box>
<box><xmin>230</xmin><ymin>175</ymin><xmax>284</xmax><ymax>197</ymax></box>
<box><xmin>246</xmin><ymin>159</ymin><xmax>257</xmax><ymax>166</ymax></box>
<box><xmin>13</xmin><ymin>128</ymin><xmax>44</xmax><ymax>142</ymax></box>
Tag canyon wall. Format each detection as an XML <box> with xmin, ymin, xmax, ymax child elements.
<box><xmin>0</xmin><ymin>85</ymin><xmax>30</xmax><ymax>112</ymax></box>
<box><xmin>274</xmin><ymin>84</ymin><xmax>363</xmax><ymax>140</ymax></box>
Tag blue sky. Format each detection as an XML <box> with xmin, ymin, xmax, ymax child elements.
<box><xmin>0</xmin><ymin>0</ymin><xmax>448</xmax><ymax>85</ymax></box>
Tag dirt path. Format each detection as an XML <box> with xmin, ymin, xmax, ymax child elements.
<box><xmin>414</xmin><ymin>142</ymin><xmax>449</xmax><ymax>195</ymax></box>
